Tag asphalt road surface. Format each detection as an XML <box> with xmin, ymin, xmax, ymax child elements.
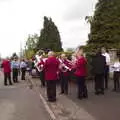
<box><xmin>0</xmin><ymin>75</ymin><xmax>51</xmax><ymax>120</ymax></box>
<box><xmin>68</xmin><ymin>80</ymin><xmax>120</xmax><ymax>120</ymax></box>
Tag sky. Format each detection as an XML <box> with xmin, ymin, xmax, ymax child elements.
<box><xmin>0</xmin><ymin>0</ymin><xmax>97</xmax><ymax>57</ymax></box>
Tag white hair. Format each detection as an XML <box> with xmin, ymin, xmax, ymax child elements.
<box><xmin>48</xmin><ymin>51</ymin><xmax>55</xmax><ymax>57</ymax></box>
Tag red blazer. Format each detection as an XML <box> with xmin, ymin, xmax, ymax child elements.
<box><xmin>44</xmin><ymin>56</ymin><xmax>60</xmax><ymax>81</ymax></box>
<box><xmin>2</xmin><ymin>60</ymin><xmax>11</xmax><ymax>73</ymax></box>
<box><xmin>74</xmin><ymin>56</ymin><xmax>87</xmax><ymax>77</ymax></box>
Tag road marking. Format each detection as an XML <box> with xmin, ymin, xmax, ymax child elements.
<box><xmin>39</xmin><ymin>93</ymin><xmax>56</xmax><ymax>120</ymax></box>
<box><xmin>27</xmin><ymin>75</ymin><xmax>56</xmax><ymax>120</ymax></box>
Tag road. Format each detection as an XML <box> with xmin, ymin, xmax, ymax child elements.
<box><xmin>67</xmin><ymin>80</ymin><xmax>120</xmax><ymax>120</ymax></box>
<box><xmin>0</xmin><ymin>74</ymin><xmax>51</xmax><ymax>120</ymax></box>
<box><xmin>1</xmin><ymin>72</ymin><xmax>120</xmax><ymax>120</ymax></box>
<box><xmin>32</xmin><ymin>78</ymin><xmax>120</xmax><ymax>120</ymax></box>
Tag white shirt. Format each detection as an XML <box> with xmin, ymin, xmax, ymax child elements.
<box><xmin>20</xmin><ymin>61</ymin><xmax>27</xmax><ymax>68</ymax></box>
<box><xmin>113</xmin><ymin>62</ymin><xmax>120</xmax><ymax>72</ymax></box>
<box><xmin>102</xmin><ymin>53</ymin><xmax>110</xmax><ymax>65</ymax></box>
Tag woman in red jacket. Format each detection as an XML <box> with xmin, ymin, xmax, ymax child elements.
<box><xmin>2</xmin><ymin>58</ymin><xmax>12</xmax><ymax>86</ymax></box>
<box><xmin>44</xmin><ymin>51</ymin><xmax>60</xmax><ymax>102</ymax></box>
<box><xmin>59</xmin><ymin>54</ymin><xmax>72</xmax><ymax>95</ymax></box>
<box><xmin>74</xmin><ymin>47</ymin><xmax>88</xmax><ymax>99</ymax></box>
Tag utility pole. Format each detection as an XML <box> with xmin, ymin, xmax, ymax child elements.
<box><xmin>20</xmin><ymin>41</ymin><xmax>23</xmax><ymax>58</ymax></box>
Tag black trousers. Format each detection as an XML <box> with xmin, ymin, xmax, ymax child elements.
<box><xmin>104</xmin><ymin>65</ymin><xmax>109</xmax><ymax>89</ymax></box>
<box><xmin>12</xmin><ymin>68</ymin><xmax>18</xmax><ymax>83</ymax></box>
<box><xmin>18</xmin><ymin>68</ymin><xmax>21</xmax><ymax>76</ymax></box>
<box><xmin>46</xmin><ymin>80</ymin><xmax>56</xmax><ymax>102</ymax></box>
<box><xmin>113</xmin><ymin>71</ymin><xmax>120</xmax><ymax>91</ymax></box>
<box><xmin>60</xmin><ymin>73</ymin><xmax>69</xmax><ymax>94</ymax></box>
<box><xmin>95</xmin><ymin>74</ymin><xmax>104</xmax><ymax>93</ymax></box>
<box><xmin>21</xmin><ymin>68</ymin><xmax>26</xmax><ymax>80</ymax></box>
<box><xmin>76</xmin><ymin>76</ymin><xmax>88</xmax><ymax>98</ymax></box>
<box><xmin>40</xmin><ymin>71</ymin><xmax>45</xmax><ymax>86</ymax></box>
<box><xmin>4</xmin><ymin>73</ymin><xmax>12</xmax><ymax>85</ymax></box>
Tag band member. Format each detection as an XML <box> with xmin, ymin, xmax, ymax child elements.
<box><xmin>92</xmin><ymin>49</ymin><xmax>106</xmax><ymax>95</ymax></box>
<box><xmin>44</xmin><ymin>51</ymin><xmax>60</xmax><ymax>102</ymax></box>
<box><xmin>73</xmin><ymin>47</ymin><xmax>88</xmax><ymax>99</ymax></box>
<box><xmin>11</xmin><ymin>57</ymin><xmax>19</xmax><ymax>83</ymax></box>
<box><xmin>71</xmin><ymin>53</ymin><xmax>77</xmax><ymax>65</ymax></box>
<box><xmin>59</xmin><ymin>54</ymin><xmax>72</xmax><ymax>95</ymax></box>
<box><xmin>112</xmin><ymin>57</ymin><xmax>120</xmax><ymax>92</ymax></box>
<box><xmin>1</xmin><ymin>58</ymin><xmax>12</xmax><ymax>86</ymax></box>
<box><xmin>101</xmin><ymin>47</ymin><xmax>111</xmax><ymax>89</ymax></box>
<box><xmin>20</xmin><ymin>59</ymin><xmax>27</xmax><ymax>80</ymax></box>
<box><xmin>37</xmin><ymin>55</ymin><xmax>45</xmax><ymax>87</ymax></box>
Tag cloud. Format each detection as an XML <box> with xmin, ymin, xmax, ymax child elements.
<box><xmin>64</xmin><ymin>0</ymin><xmax>96</xmax><ymax>21</ymax></box>
<box><xmin>0</xmin><ymin>0</ymin><xmax>97</xmax><ymax>57</ymax></box>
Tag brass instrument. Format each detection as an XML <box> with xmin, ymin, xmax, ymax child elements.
<box><xmin>59</xmin><ymin>59</ymin><xmax>71</xmax><ymax>72</ymax></box>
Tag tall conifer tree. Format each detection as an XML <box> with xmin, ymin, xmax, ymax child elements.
<box><xmin>37</xmin><ymin>16</ymin><xmax>63</xmax><ymax>52</ymax></box>
<box><xmin>87</xmin><ymin>0</ymin><xmax>120</xmax><ymax>49</ymax></box>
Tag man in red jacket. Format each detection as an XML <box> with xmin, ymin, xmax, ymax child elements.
<box><xmin>44</xmin><ymin>51</ymin><xmax>60</xmax><ymax>102</ymax></box>
<box><xmin>2</xmin><ymin>58</ymin><xmax>12</xmax><ymax>86</ymax></box>
<box><xmin>74</xmin><ymin>47</ymin><xmax>88</xmax><ymax>99</ymax></box>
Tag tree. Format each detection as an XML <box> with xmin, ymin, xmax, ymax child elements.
<box><xmin>66</xmin><ymin>48</ymin><xmax>75</xmax><ymax>52</ymax></box>
<box><xmin>87</xmin><ymin>0</ymin><xmax>120</xmax><ymax>50</ymax></box>
<box><xmin>85</xmin><ymin>16</ymin><xmax>93</xmax><ymax>24</ymax></box>
<box><xmin>26</xmin><ymin>33</ymin><xmax>39</xmax><ymax>51</ymax></box>
<box><xmin>36</xmin><ymin>16</ymin><xmax>63</xmax><ymax>52</ymax></box>
<box><xmin>25</xmin><ymin>33</ymin><xmax>39</xmax><ymax>58</ymax></box>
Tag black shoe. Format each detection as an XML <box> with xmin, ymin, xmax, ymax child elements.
<box><xmin>100</xmin><ymin>91</ymin><xmax>104</xmax><ymax>95</ymax></box>
<box><xmin>65</xmin><ymin>93</ymin><xmax>68</xmax><ymax>95</ymax></box>
<box><xmin>59</xmin><ymin>92</ymin><xmax>64</xmax><ymax>95</ymax></box>
<box><xmin>4</xmin><ymin>84</ymin><xmax>8</xmax><ymax>86</ymax></box>
<box><xmin>83</xmin><ymin>94</ymin><xmax>88</xmax><ymax>99</ymax></box>
<box><xmin>95</xmin><ymin>92</ymin><xmax>100</xmax><ymax>95</ymax></box>
<box><xmin>48</xmin><ymin>99</ymin><xmax>56</xmax><ymax>102</ymax></box>
<box><xmin>41</xmin><ymin>85</ymin><xmax>45</xmax><ymax>88</ymax></box>
<box><xmin>13</xmin><ymin>80</ymin><xmax>16</xmax><ymax>83</ymax></box>
<box><xmin>78</xmin><ymin>96</ymin><xmax>83</xmax><ymax>100</ymax></box>
<box><xmin>105</xmin><ymin>87</ymin><xmax>108</xmax><ymax>90</ymax></box>
<box><xmin>112</xmin><ymin>89</ymin><xmax>116</xmax><ymax>92</ymax></box>
<box><xmin>64</xmin><ymin>91</ymin><xmax>68</xmax><ymax>95</ymax></box>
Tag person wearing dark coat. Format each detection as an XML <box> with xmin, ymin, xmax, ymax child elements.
<box><xmin>44</xmin><ymin>51</ymin><xmax>60</xmax><ymax>102</ymax></box>
<box><xmin>91</xmin><ymin>50</ymin><xmax>106</xmax><ymax>95</ymax></box>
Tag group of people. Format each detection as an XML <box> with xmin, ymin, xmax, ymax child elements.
<box><xmin>34</xmin><ymin>48</ymin><xmax>88</xmax><ymax>102</ymax></box>
<box><xmin>0</xmin><ymin>57</ymin><xmax>30</xmax><ymax>85</ymax></box>
<box><xmin>33</xmin><ymin>47</ymin><xmax>120</xmax><ymax>102</ymax></box>
<box><xmin>1</xmin><ymin>46</ymin><xmax>120</xmax><ymax>102</ymax></box>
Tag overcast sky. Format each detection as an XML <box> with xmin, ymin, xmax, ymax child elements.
<box><xmin>0</xmin><ymin>0</ymin><xmax>97</xmax><ymax>57</ymax></box>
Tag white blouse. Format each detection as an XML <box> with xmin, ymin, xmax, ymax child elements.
<box><xmin>113</xmin><ymin>62</ymin><xmax>120</xmax><ymax>72</ymax></box>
